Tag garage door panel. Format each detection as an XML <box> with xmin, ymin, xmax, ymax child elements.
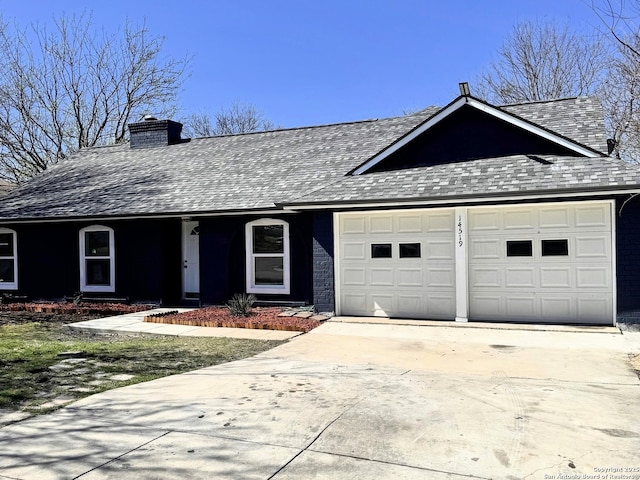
<box><xmin>575</xmin><ymin>237</ymin><xmax>609</xmax><ymax>258</ymax></box>
<box><xmin>370</xmin><ymin>294</ymin><xmax>394</xmax><ymax>316</ymax></box>
<box><xmin>397</xmin><ymin>268</ymin><xmax>423</xmax><ymax>287</ymax></box>
<box><xmin>470</xmin><ymin>267</ymin><xmax>501</xmax><ymax>288</ymax></box>
<box><xmin>425</xmin><ymin>240</ymin><xmax>454</xmax><ymax>260</ymax></box>
<box><xmin>370</xmin><ymin>268</ymin><xmax>394</xmax><ymax>286</ymax></box>
<box><xmin>425</xmin><ymin>294</ymin><xmax>455</xmax><ymax>318</ymax></box>
<box><xmin>471</xmin><ymin>296</ymin><xmax>502</xmax><ymax>318</ymax></box>
<box><xmin>469</xmin><ymin>238</ymin><xmax>501</xmax><ymax>259</ymax></box>
<box><xmin>470</xmin><ymin>210</ymin><xmax>501</xmax><ymax>231</ymax></box>
<box><xmin>504</xmin><ymin>209</ymin><xmax>535</xmax><ymax>230</ymax></box>
<box><xmin>342</xmin><ymin>268</ymin><xmax>366</xmax><ymax>286</ymax></box>
<box><xmin>397</xmin><ymin>295</ymin><xmax>423</xmax><ymax>317</ymax></box>
<box><xmin>341</xmin><ymin>216</ymin><xmax>366</xmax><ymax>234</ymax></box>
<box><xmin>540</xmin><ymin>297</ymin><xmax>572</xmax><ymax>318</ymax></box>
<box><xmin>539</xmin><ymin>207</ymin><xmax>571</xmax><ymax>229</ymax></box>
<box><xmin>575</xmin><ymin>204</ymin><xmax>609</xmax><ymax>227</ymax></box>
<box><xmin>576</xmin><ymin>267</ymin><xmax>609</xmax><ymax>288</ymax></box>
<box><xmin>540</xmin><ymin>268</ymin><xmax>571</xmax><ymax>288</ymax></box>
<box><xmin>426</xmin><ymin>212</ymin><xmax>454</xmax><ymax>232</ymax></box>
<box><xmin>506</xmin><ymin>297</ymin><xmax>536</xmax><ymax>317</ymax></box>
<box><xmin>397</xmin><ymin>214</ymin><xmax>422</xmax><ymax>233</ymax></box>
<box><xmin>370</xmin><ymin>216</ymin><xmax>393</xmax><ymax>233</ymax></box>
<box><xmin>426</xmin><ymin>267</ymin><xmax>455</xmax><ymax>288</ymax></box>
<box><xmin>505</xmin><ymin>268</ymin><xmax>536</xmax><ymax>287</ymax></box>
<box><xmin>342</xmin><ymin>293</ymin><xmax>367</xmax><ymax>314</ymax></box>
<box><xmin>342</xmin><ymin>242</ymin><xmax>366</xmax><ymax>260</ymax></box>
<box><xmin>577</xmin><ymin>297</ymin><xmax>610</xmax><ymax>320</ymax></box>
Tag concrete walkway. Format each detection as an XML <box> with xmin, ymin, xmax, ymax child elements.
<box><xmin>68</xmin><ymin>308</ymin><xmax>302</xmax><ymax>341</ymax></box>
<box><xmin>1</xmin><ymin>320</ymin><xmax>639</xmax><ymax>479</ymax></box>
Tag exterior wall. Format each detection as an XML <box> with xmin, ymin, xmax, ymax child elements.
<box><xmin>616</xmin><ymin>196</ymin><xmax>640</xmax><ymax>325</ymax></box>
<box><xmin>199</xmin><ymin>214</ymin><xmax>313</xmax><ymax>306</ymax></box>
<box><xmin>312</xmin><ymin>211</ymin><xmax>335</xmax><ymax>313</ymax></box>
<box><xmin>0</xmin><ymin>218</ymin><xmax>181</xmax><ymax>304</ymax></box>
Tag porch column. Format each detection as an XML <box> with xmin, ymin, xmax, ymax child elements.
<box><xmin>455</xmin><ymin>207</ymin><xmax>469</xmax><ymax>322</ymax></box>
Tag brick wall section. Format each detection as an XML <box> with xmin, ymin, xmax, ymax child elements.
<box><xmin>616</xmin><ymin>196</ymin><xmax>640</xmax><ymax>325</ymax></box>
<box><xmin>129</xmin><ymin>120</ymin><xmax>183</xmax><ymax>149</ymax></box>
<box><xmin>312</xmin><ymin>211</ymin><xmax>335</xmax><ymax>314</ymax></box>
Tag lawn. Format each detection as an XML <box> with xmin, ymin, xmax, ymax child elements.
<box><xmin>0</xmin><ymin>311</ymin><xmax>284</xmax><ymax>415</ymax></box>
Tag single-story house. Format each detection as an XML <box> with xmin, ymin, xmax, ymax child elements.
<box><xmin>2</xmin><ymin>85</ymin><xmax>640</xmax><ymax>326</ymax></box>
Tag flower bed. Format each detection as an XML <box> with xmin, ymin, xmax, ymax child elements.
<box><xmin>0</xmin><ymin>302</ymin><xmax>153</xmax><ymax>316</ymax></box>
<box><xmin>144</xmin><ymin>306</ymin><xmax>322</xmax><ymax>333</ymax></box>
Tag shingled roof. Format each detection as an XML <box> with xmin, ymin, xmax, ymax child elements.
<box><xmin>0</xmin><ymin>95</ymin><xmax>631</xmax><ymax>221</ymax></box>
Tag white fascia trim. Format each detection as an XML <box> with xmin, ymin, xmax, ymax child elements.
<box><xmin>468</xmin><ymin>98</ymin><xmax>599</xmax><ymax>157</ymax></box>
<box><xmin>352</xmin><ymin>97</ymin><xmax>468</xmax><ymax>175</ymax></box>
<box><xmin>284</xmin><ymin>188</ymin><xmax>640</xmax><ymax>211</ymax></box>
<box><xmin>0</xmin><ymin>209</ymin><xmax>298</xmax><ymax>225</ymax></box>
<box><xmin>351</xmin><ymin>97</ymin><xmax>599</xmax><ymax>176</ymax></box>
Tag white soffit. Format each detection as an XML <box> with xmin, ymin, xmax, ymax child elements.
<box><xmin>351</xmin><ymin>96</ymin><xmax>600</xmax><ymax>176</ymax></box>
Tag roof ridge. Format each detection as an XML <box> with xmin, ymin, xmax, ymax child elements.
<box><xmin>500</xmin><ymin>96</ymin><xmax>586</xmax><ymax>108</ymax></box>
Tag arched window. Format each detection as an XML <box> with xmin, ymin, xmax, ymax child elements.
<box><xmin>79</xmin><ymin>225</ymin><xmax>115</xmax><ymax>292</ymax></box>
<box><xmin>245</xmin><ymin>219</ymin><xmax>290</xmax><ymax>294</ymax></box>
<box><xmin>0</xmin><ymin>228</ymin><xmax>17</xmax><ymax>290</ymax></box>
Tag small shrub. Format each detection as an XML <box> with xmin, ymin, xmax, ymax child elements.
<box><xmin>227</xmin><ymin>293</ymin><xmax>256</xmax><ymax>317</ymax></box>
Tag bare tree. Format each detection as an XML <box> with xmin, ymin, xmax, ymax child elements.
<box><xmin>477</xmin><ymin>21</ymin><xmax>609</xmax><ymax>104</ymax></box>
<box><xmin>591</xmin><ymin>1</ymin><xmax>640</xmax><ymax>160</ymax></box>
<box><xmin>0</xmin><ymin>13</ymin><xmax>188</xmax><ymax>183</ymax></box>
<box><xmin>184</xmin><ymin>102</ymin><xmax>276</xmax><ymax>137</ymax></box>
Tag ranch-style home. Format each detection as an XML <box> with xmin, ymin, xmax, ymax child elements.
<box><xmin>2</xmin><ymin>85</ymin><xmax>640</xmax><ymax>327</ymax></box>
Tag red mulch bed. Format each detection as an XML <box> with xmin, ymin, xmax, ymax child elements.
<box><xmin>145</xmin><ymin>306</ymin><xmax>321</xmax><ymax>333</ymax></box>
<box><xmin>0</xmin><ymin>302</ymin><xmax>153</xmax><ymax>315</ymax></box>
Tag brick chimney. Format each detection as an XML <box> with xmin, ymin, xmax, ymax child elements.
<box><xmin>129</xmin><ymin>116</ymin><xmax>183</xmax><ymax>149</ymax></box>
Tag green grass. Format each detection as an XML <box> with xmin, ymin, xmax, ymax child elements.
<box><xmin>0</xmin><ymin>319</ymin><xmax>283</xmax><ymax>413</ymax></box>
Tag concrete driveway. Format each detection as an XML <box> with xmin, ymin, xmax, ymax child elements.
<box><xmin>1</xmin><ymin>320</ymin><xmax>639</xmax><ymax>479</ymax></box>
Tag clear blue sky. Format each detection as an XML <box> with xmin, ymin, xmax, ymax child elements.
<box><xmin>0</xmin><ymin>0</ymin><xmax>602</xmax><ymax>128</ymax></box>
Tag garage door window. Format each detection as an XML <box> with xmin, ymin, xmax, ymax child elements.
<box><xmin>506</xmin><ymin>240</ymin><xmax>532</xmax><ymax>257</ymax></box>
<box><xmin>542</xmin><ymin>239</ymin><xmax>569</xmax><ymax>256</ymax></box>
<box><xmin>0</xmin><ymin>228</ymin><xmax>17</xmax><ymax>290</ymax></box>
<box><xmin>399</xmin><ymin>243</ymin><xmax>421</xmax><ymax>258</ymax></box>
<box><xmin>80</xmin><ymin>225</ymin><xmax>115</xmax><ymax>292</ymax></box>
<box><xmin>246</xmin><ymin>219</ymin><xmax>290</xmax><ymax>294</ymax></box>
<box><xmin>371</xmin><ymin>243</ymin><xmax>392</xmax><ymax>258</ymax></box>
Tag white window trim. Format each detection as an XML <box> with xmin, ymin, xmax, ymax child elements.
<box><xmin>245</xmin><ymin>219</ymin><xmax>290</xmax><ymax>295</ymax></box>
<box><xmin>79</xmin><ymin>225</ymin><xmax>115</xmax><ymax>293</ymax></box>
<box><xmin>0</xmin><ymin>228</ymin><xmax>18</xmax><ymax>290</ymax></box>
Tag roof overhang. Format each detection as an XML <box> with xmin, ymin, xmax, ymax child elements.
<box><xmin>280</xmin><ymin>187</ymin><xmax>640</xmax><ymax>211</ymax></box>
<box><xmin>350</xmin><ymin>96</ymin><xmax>602</xmax><ymax>176</ymax></box>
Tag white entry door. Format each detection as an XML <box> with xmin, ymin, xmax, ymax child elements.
<box><xmin>182</xmin><ymin>221</ymin><xmax>200</xmax><ymax>298</ymax></box>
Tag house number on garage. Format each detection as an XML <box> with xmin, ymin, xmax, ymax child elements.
<box><xmin>458</xmin><ymin>215</ymin><xmax>463</xmax><ymax>247</ymax></box>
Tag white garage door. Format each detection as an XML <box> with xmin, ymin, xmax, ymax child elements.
<box><xmin>337</xmin><ymin>209</ymin><xmax>456</xmax><ymax>319</ymax></box>
<box><xmin>468</xmin><ymin>202</ymin><xmax>614</xmax><ymax>324</ymax></box>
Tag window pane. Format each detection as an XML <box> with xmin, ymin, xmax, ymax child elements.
<box><xmin>399</xmin><ymin>243</ymin><xmax>421</xmax><ymax>258</ymax></box>
<box><xmin>371</xmin><ymin>243</ymin><xmax>392</xmax><ymax>258</ymax></box>
<box><xmin>85</xmin><ymin>231</ymin><xmax>110</xmax><ymax>256</ymax></box>
<box><xmin>542</xmin><ymin>239</ymin><xmax>569</xmax><ymax>256</ymax></box>
<box><xmin>86</xmin><ymin>259</ymin><xmax>111</xmax><ymax>285</ymax></box>
<box><xmin>0</xmin><ymin>233</ymin><xmax>13</xmax><ymax>256</ymax></box>
<box><xmin>506</xmin><ymin>240</ymin><xmax>532</xmax><ymax>257</ymax></box>
<box><xmin>253</xmin><ymin>225</ymin><xmax>284</xmax><ymax>254</ymax></box>
<box><xmin>0</xmin><ymin>259</ymin><xmax>14</xmax><ymax>283</ymax></box>
<box><xmin>255</xmin><ymin>257</ymin><xmax>284</xmax><ymax>285</ymax></box>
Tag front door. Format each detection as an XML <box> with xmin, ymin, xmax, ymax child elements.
<box><xmin>182</xmin><ymin>221</ymin><xmax>200</xmax><ymax>298</ymax></box>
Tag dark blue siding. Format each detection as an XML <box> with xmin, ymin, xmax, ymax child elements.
<box><xmin>312</xmin><ymin>211</ymin><xmax>335</xmax><ymax>313</ymax></box>
<box><xmin>1</xmin><ymin>219</ymin><xmax>181</xmax><ymax>304</ymax></box>
<box><xmin>199</xmin><ymin>214</ymin><xmax>313</xmax><ymax>306</ymax></box>
<box><xmin>616</xmin><ymin>196</ymin><xmax>640</xmax><ymax>325</ymax></box>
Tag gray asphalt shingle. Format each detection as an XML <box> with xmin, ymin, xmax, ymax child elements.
<box><xmin>0</xmin><ymin>96</ymin><xmax>627</xmax><ymax>220</ymax></box>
